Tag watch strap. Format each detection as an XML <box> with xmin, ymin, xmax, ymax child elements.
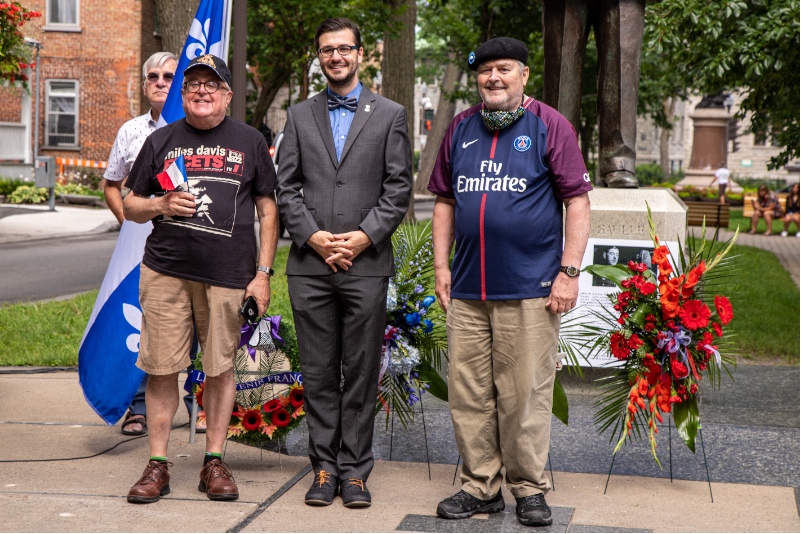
<box><xmin>257</xmin><ymin>265</ymin><xmax>274</xmax><ymax>276</ymax></box>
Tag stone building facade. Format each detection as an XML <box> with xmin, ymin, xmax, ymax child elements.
<box><xmin>635</xmin><ymin>94</ymin><xmax>799</xmax><ymax>183</ymax></box>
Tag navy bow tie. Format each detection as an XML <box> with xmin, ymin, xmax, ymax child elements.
<box><xmin>327</xmin><ymin>94</ymin><xmax>358</xmax><ymax>113</ymax></box>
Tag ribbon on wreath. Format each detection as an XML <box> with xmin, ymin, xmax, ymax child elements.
<box><xmin>657</xmin><ymin>327</ymin><xmax>693</xmax><ymax>378</ymax></box>
<box><xmin>239</xmin><ymin>315</ymin><xmax>284</xmax><ymax>361</ymax></box>
<box><xmin>190</xmin><ymin>369</ymin><xmax>302</xmax><ymax>389</ymax></box>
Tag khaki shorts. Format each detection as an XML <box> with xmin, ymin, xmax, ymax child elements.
<box><xmin>137</xmin><ymin>264</ymin><xmax>245</xmax><ymax>377</ymax></box>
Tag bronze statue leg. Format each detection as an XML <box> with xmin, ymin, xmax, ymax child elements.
<box><xmin>542</xmin><ymin>0</ymin><xmax>590</xmax><ymax>132</ymax></box>
<box><xmin>595</xmin><ymin>0</ymin><xmax>645</xmax><ymax>188</ymax></box>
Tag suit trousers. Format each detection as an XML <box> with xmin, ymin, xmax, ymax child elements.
<box><xmin>288</xmin><ymin>273</ymin><xmax>389</xmax><ymax>481</ymax></box>
<box><xmin>447</xmin><ymin>297</ymin><xmax>559</xmax><ymax>500</ymax></box>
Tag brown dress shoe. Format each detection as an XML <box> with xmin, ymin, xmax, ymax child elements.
<box><xmin>199</xmin><ymin>458</ymin><xmax>239</xmax><ymax>501</ymax></box>
<box><xmin>127</xmin><ymin>460</ymin><xmax>171</xmax><ymax>504</ymax></box>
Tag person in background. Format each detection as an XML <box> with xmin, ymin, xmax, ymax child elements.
<box><xmin>781</xmin><ymin>182</ymin><xmax>800</xmax><ymax>237</ymax></box>
<box><xmin>749</xmin><ymin>184</ymin><xmax>781</xmax><ymax>235</ymax></box>
<box><xmin>710</xmin><ymin>161</ymin><xmax>731</xmax><ymax>204</ymax></box>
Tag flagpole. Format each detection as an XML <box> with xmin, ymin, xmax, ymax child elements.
<box><xmin>231</xmin><ymin>0</ymin><xmax>247</xmax><ymax>122</ymax></box>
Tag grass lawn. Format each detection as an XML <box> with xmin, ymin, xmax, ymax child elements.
<box><xmin>1</xmin><ymin>240</ymin><xmax>797</xmax><ymax>366</ymax></box>
<box><xmin>724</xmin><ymin>242</ymin><xmax>800</xmax><ymax>363</ymax></box>
<box><xmin>728</xmin><ymin>208</ymin><xmax>798</xmax><ymax>235</ymax></box>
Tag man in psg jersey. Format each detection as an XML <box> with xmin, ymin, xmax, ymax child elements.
<box><xmin>428</xmin><ymin>37</ymin><xmax>591</xmax><ymax>527</ymax></box>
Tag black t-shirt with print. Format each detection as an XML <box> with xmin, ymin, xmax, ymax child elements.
<box><xmin>127</xmin><ymin>117</ymin><xmax>276</xmax><ymax>289</ymax></box>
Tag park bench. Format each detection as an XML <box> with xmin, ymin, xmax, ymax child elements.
<box><xmin>685</xmin><ymin>201</ymin><xmax>730</xmax><ymax>228</ymax></box>
<box><xmin>742</xmin><ymin>192</ymin><xmax>788</xmax><ymax>218</ymax></box>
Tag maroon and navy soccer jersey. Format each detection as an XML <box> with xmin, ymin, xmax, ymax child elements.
<box><xmin>428</xmin><ymin>98</ymin><xmax>592</xmax><ymax>300</ymax></box>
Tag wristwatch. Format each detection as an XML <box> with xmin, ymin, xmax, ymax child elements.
<box><xmin>257</xmin><ymin>265</ymin><xmax>274</xmax><ymax>276</ymax></box>
<box><xmin>559</xmin><ymin>265</ymin><xmax>580</xmax><ymax>278</ymax></box>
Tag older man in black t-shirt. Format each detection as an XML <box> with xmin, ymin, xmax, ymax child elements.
<box><xmin>123</xmin><ymin>55</ymin><xmax>279</xmax><ymax>504</ymax></box>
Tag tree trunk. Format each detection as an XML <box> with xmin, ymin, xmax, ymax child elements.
<box><xmin>382</xmin><ymin>0</ymin><xmax>416</xmax><ymax>222</ymax></box>
<box><xmin>250</xmin><ymin>69</ymin><xmax>291</xmax><ymax>128</ymax></box>
<box><xmin>660</xmin><ymin>97</ymin><xmax>675</xmax><ymax>177</ymax></box>
<box><xmin>154</xmin><ymin>0</ymin><xmax>199</xmax><ymax>57</ymax></box>
<box><xmin>415</xmin><ymin>59</ymin><xmax>460</xmax><ymax>195</ymax></box>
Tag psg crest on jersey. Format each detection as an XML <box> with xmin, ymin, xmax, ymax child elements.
<box><xmin>513</xmin><ymin>135</ymin><xmax>532</xmax><ymax>152</ymax></box>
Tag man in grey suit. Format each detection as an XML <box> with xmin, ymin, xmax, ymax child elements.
<box><xmin>276</xmin><ymin>17</ymin><xmax>412</xmax><ymax>509</ymax></box>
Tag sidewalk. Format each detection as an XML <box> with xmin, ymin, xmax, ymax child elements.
<box><xmin>0</xmin><ymin>366</ymin><xmax>797</xmax><ymax>532</ymax></box>
<box><xmin>0</xmin><ymin>204</ymin><xmax>119</xmax><ymax>244</ymax></box>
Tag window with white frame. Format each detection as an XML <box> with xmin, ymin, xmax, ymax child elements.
<box><xmin>45</xmin><ymin>0</ymin><xmax>79</xmax><ymax>30</ymax></box>
<box><xmin>46</xmin><ymin>80</ymin><xmax>79</xmax><ymax>148</ymax></box>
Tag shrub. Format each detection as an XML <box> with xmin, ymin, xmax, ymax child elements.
<box><xmin>0</xmin><ymin>178</ymin><xmax>28</xmax><ymax>196</ymax></box>
<box><xmin>9</xmin><ymin>185</ymin><xmax>47</xmax><ymax>204</ymax></box>
<box><xmin>61</xmin><ymin>168</ymin><xmax>103</xmax><ymax>190</ymax></box>
<box><xmin>734</xmin><ymin>176</ymin><xmax>787</xmax><ymax>191</ymax></box>
<box><xmin>635</xmin><ymin>163</ymin><xmax>664</xmax><ymax>186</ymax></box>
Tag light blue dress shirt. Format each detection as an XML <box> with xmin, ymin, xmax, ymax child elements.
<box><xmin>328</xmin><ymin>82</ymin><xmax>362</xmax><ymax>162</ymax></box>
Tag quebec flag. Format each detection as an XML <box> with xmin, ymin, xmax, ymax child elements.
<box><xmin>159</xmin><ymin>0</ymin><xmax>232</xmax><ymax>126</ymax></box>
<box><xmin>79</xmin><ymin>0</ymin><xmax>231</xmax><ymax>425</ymax></box>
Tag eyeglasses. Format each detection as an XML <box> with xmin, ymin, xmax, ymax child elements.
<box><xmin>317</xmin><ymin>45</ymin><xmax>359</xmax><ymax>58</ymax></box>
<box><xmin>184</xmin><ymin>80</ymin><xmax>224</xmax><ymax>93</ymax></box>
<box><xmin>146</xmin><ymin>72</ymin><xmax>174</xmax><ymax>84</ymax></box>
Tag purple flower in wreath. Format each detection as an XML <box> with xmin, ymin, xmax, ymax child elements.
<box><xmin>422</xmin><ymin>319</ymin><xmax>434</xmax><ymax>333</ymax></box>
<box><xmin>405</xmin><ymin>312</ymin><xmax>421</xmax><ymax>326</ymax></box>
<box><xmin>414</xmin><ymin>284</ymin><xmax>425</xmax><ymax>294</ymax></box>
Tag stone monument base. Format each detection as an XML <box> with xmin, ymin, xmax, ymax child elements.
<box><xmin>588</xmin><ymin>187</ymin><xmax>686</xmax><ymax>243</ymax></box>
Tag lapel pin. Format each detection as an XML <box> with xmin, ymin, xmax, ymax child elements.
<box><xmin>364</xmin><ymin>104</ymin><xmax>370</xmax><ymax>113</ymax></box>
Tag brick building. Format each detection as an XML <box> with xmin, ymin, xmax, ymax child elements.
<box><xmin>0</xmin><ymin>0</ymin><xmax>162</xmax><ymax>173</ymax></box>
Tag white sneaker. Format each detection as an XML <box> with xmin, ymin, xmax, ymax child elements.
<box><xmin>781</xmin><ymin>231</ymin><xmax>788</xmax><ymax>237</ymax></box>
<box><xmin>797</xmin><ymin>232</ymin><xmax>800</xmax><ymax>238</ymax></box>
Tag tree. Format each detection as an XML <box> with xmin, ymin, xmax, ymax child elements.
<box><xmin>0</xmin><ymin>2</ymin><xmax>40</xmax><ymax>88</ymax></box>
<box><xmin>644</xmin><ymin>0</ymin><xmax>800</xmax><ymax>169</ymax></box>
<box><xmin>154</xmin><ymin>0</ymin><xmax>199</xmax><ymax>57</ymax></box>
<box><xmin>382</xmin><ymin>0</ymin><xmax>416</xmax><ymax>221</ymax></box>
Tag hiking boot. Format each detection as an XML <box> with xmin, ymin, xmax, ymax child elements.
<box><xmin>340</xmin><ymin>478</ymin><xmax>371</xmax><ymax>508</ymax></box>
<box><xmin>127</xmin><ymin>460</ymin><xmax>171</xmax><ymax>504</ymax></box>
<box><xmin>198</xmin><ymin>458</ymin><xmax>239</xmax><ymax>501</ymax></box>
<box><xmin>305</xmin><ymin>469</ymin><xmax>338</xmax><ymax>506</ymax></box>
<box><xmin>515</xmin><ymin>493</ymin><xmax>552</xmax><ymax>526</ymax></box>
<box><xmin>436</xmin><ymin>489</ymin><xmax>505</xmax><ymax>519</ymax></box>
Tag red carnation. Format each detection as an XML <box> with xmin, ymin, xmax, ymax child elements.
<box><xmin>242</xmin><ymin>409</ymin><xmax>263</xmax><ymax>431</ymax></box>
<box><xmin>678</xmin><ymin>300</ymin><xmax>711</xmax><ymax>330</ymax></box>
<box><xmin>609</xmin><ymin>332</ymin><xmax>631</xmax><ymax>360</ymax></box>
<box><xmin>690</xmin><ymin>384</ymin><xmax>698</xmax><ymax>394</ymax></box>
<box><xmin>712</xmin><ymin>322</ymin><xmax>723</xmax><ymax>337</ymax></box>
<box><xmin>627</xmin><ymin>333</ymin><xmax>644</xmax><ymax>350</ymax></box>
<box><xmin>714</xmin><ymin>295</ymin><xmax>734</xmax><ymax>325</ymax></box>
<box><xmin>640</xmin><ymin>282</ymin><xmax>657</xmax><ymax>296</ymax></box>
<box><xmin>290</xmin><ymin>387</ymin><xmax>304</xmax><ymax>408</ymax></box>
<box><xmin>644</xmin><ymin>322</ymin><xmax>655</xmax><ymax>332</ymax></box>
<box><xmin>263</xmin><ymin>398</ymin><xmax>283</xmax><ymax>413</ymax></box>
<box><xmin>701</xmin><ymin>331</ymin><xmax>714</xmax><ymax>345</ymax></box>
<box><xmin>670</xmin><ymin>359</ymin><xmax>689</xmax><ymax>379</ymax></box>
<box><xmin>272</xmin><ymin>408</ymin><xmax>291</xmax><ymax>428</ymax></box>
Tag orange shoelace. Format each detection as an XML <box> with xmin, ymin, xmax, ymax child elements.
<box><xmin>346</xmin><ymin>478</ymin><xmax>365</xmax><ymax>491</ymax></box>
<box><xmin>317</xmin><ymin>469</ymin><xmax>332</xmax><ymax>487</ymax></box>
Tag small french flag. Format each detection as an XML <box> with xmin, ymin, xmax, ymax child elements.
<box><xmin>156</xmin><ymin>155</ymin><xmax>188</xmax><ymax>191</ymax></box>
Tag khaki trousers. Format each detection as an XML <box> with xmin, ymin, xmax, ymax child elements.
<box><xmin>447</xmin><ymin>297</ymin><xmax>559</xmax><ymax>500</ymax></box>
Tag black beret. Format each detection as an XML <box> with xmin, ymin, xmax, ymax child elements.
<box><xmin>467</xmin><ymin>37</ymin><xmax>529</xmax><ymax>71</ymax></box>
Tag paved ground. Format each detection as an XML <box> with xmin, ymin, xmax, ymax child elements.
<box><xmin>0</xmin><ymin>366</ymin><xmax>797</xmax><ymax>532</ymax></box>
<box><xmin>0</xmin><ymin>201</ymin><xmax>798</xmax><ymax>531</ymax></box>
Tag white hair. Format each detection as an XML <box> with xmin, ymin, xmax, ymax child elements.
<box><xmin>142</xmin><ymin>51</ymin><xmax>177</xmax><ymax>79</ymax></box>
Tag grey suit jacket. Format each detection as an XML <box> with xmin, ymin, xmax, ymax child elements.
<box><xmin>276</xmin><ymin>86</ymin><xmax>413</xmax><ymax>277</ymax></box>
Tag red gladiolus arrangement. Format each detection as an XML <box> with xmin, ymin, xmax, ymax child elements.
<box><xmin>585</xmin><ymin>209</ymin><xmax>738</xmax><ymax>466</ymax></box>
